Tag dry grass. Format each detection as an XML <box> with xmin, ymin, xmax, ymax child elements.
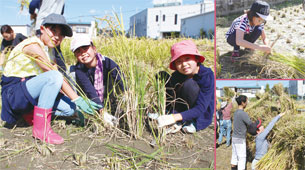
<box><xmin>0</xmin><ymin>12</ymin><xmax>215</xmax><ymax>170</ymax></box>
<box><xmin>243</xmin><ymin>83</ymin><xmax>304</xmax><ymax>170</ymax></box>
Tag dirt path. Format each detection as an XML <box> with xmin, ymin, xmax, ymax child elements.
<box><xmin>0</xmin><ymin>119</ymin><xmax>214</xmax><ymax>169</ymax></box>
<box><xmin>216</xmin><ymin>139</ymin><xmax>253</xmax><ymax>170</ymax></box>
<box><xmin>216</xmin><ymin>1</ymin><xmax>305</xmax><ymax>79</ymax></box>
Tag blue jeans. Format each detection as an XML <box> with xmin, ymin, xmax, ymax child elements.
<box><xmin>218</xmin><ymin>119</ymin><xmax>232</xmax><ymax>146</ymax></box>
<box><xmin>25</xmin><ymin>70</ymin><xmax>76</xmax><ymax>116</ymax></box>
<box><xmin>227</xmin><ymin>26</ymin><xmax>263</xmax><ymax>51</ymax></box>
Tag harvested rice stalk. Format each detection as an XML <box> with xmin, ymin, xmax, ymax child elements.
<box><xmin>223</xmin><ymin>87</ymin><xmax>235</xmax><ymax>98</ymax></box>
<box><xmin>272</xmin><ymin>83</ymin><xmax>284</xmax><ymax>96</ymax></box>
<box><xmin>245</xmin><ymin>92</ymin><xmax>270</xmax><ymax>112</ymax></box>
<box><xmin>256</xmin><ymin>114</ymin><xmax>305</xmax><ymax>170</ymax></box>
<box><xmin>272</xmin><ymin>83</ymin><xmax>296</xmax><ymax>114</ymax></box>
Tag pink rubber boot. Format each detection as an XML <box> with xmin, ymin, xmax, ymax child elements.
<box><xmin>32</xmin><ymin>106</ymin><xmax>64</xmax><ymax>144</ymax></box>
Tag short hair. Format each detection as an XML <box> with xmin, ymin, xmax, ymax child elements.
<box><xmin>236</xmin><ymin>95</ymin><xmax>248</xmax><ymax>105</ymax></box>
<box><xmin>90</xmin><ymin>42</ymin><xmax>94</xmax><ymax>47</ymax></box>
<box><xmin>195</xmin><ymin>55</ymin><xmax>202</xmax><ymax>66</ymax></box>
<box><xmin>43</xmin><ymin>24</ymin><xmax>65</xmax><ymax>36</ymax></box>
<box><xmin>1</xmin><ymin>25</ymin><xmax>13</xmax><ymax>34</ymax></box>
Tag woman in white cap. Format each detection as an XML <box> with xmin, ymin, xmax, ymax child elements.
<box><xmin>1</xmin><ymin>13</ymin><xmax>101</xmax><ymax>145</ymax></box>
<box><xmin>225</xmin><ymin>0</ymin><xmax>272</xmax><ymax>62</ymax></box>
<box><xmin>156</xmin><ymin>40</ymin><xmax>214</xmax><ymax>133</ymax></box>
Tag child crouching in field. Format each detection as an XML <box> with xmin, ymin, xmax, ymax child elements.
<box><xmin>156</xmin><ymin>40</ymin><xmax>214</xmax><ymax>133</ymax></box>
<box><xmin>71</xmin><ymin>35</ymin><xmax>125</xmax><ymax>126</ymax></box>
<box><xmin>226</xmin><ymin>1</ymin><xmax>272</xmax><ymax>61</ymax></box>
<box><xmin>1</xmin><ymin>14</ymin><xmax>102</xmax><ymax>145</ymax></box>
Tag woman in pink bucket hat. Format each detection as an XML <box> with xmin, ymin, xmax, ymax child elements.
<box><xmin>155</xmin><ymin>40</ymin><xmax>214</xmax><ymax>133</ymax></box>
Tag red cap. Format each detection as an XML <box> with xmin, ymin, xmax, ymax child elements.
<box><xmin>169</xmin><ymin>40</ymin><xmax>205</xmax><ymax>70</ymax></box>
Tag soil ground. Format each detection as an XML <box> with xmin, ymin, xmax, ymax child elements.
<box><xmin>0</xmin><ymin>117</ymin><xmax>214</xmax><ymax>170</ymax></box>
<box><xmin>215</xmin><ymin>137</ymin><xmax>253</xmax><ymax>170</ymax></box>
<box><xmin>216</xmin><ymin>1</ymin><xmax>305</xmax><ymax>79</ymax></box>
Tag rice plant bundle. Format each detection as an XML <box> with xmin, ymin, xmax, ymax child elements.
<box><xmin>223</xmin><ymin>87</ymin><xmax>235</xmax><ymax>98</ymax></box>
<box><xmin>245</xmin><ymin>84</ymin><xmax>304</xmax><ymax>170</ymax></box>
<box><xmin>256</xmin><ymin>114</ymin><xmax>305</xmax><ymax>170</ymax></box>
<box><xmin>245</xmin><ymin>92</ymin><xmax>270</xmax><ymax>112</ymax></box>
<box><xmin>239</xmin><ymin>51</ymin><xmax>305</xmax><ymax>78</ymax></box>
<box><xmin>272</xmin><ymin>83</ymin><xmax>296</xmax><ymax>114</ymax></box>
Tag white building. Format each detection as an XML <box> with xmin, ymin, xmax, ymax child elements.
<box><xmin>1</xmin><ymin>21</ymin><xmax>96</xmax><ymax>39</ymax></box>
<box><xmin>129</xmin><ymin>0</ymin><xmax>214</xmax><ymax>39</ymax></box>
<box><xmin>68</xmin><ymin>21</ymin><xmax>97</xmax><ymax>38</ymax></box>
<box><xmin>180</xmin><ymin>11</ymin><xmax>214</xmax><ymax>38</ymax></box>
<box><xmin>289</xmin><ymin>80</ymin><xmax>305</xmax><ymax>100</ymax></box>
<box><xmin>216</xmin><ymin>86</ymin><xmax>264</xmax><ymax>99</ymax></box>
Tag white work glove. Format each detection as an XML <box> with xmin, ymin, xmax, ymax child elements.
<box><xmin>147</xmin><ymin>113</ymin><xmax>159</xmax><ymax>120</ymax></box>
<box><xmin>103</xmin><ymin>112</ymin><xmax>118</xmax><ymax>126</ymax></box>
<box><xmin>157</xmin><ymin>114</ymin><xmax>176</xmax><ymax>128</ymax></box>
<box><xmin>165</xmin><ymin>123</ymin><xmax>182</xmax><ymax>134</ymax></box>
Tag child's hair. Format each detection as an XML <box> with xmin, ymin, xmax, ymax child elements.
<box><xmin>43</xmin><ymin>24</ymin><xmax>65</xmax><ymax>36</ymax></box>
<box><xmin>1</xmin><ymin>25</ymin><xmax>14</xmax><ymax>34</ymax></box>
<box><xmin>245</xmin><ymin>9</ymin><xmax>259</xmax><ymax>24</ymax></box>
<box><xmin>90</xmin><ymin>42</ymin><xmax>94</xmax><ymax>47</ymax></box>
<box><xmin>195</xmin><ymin>56</ymin><xmax>202</xmax><ymax>66</ymax></box>
<box><xmin>245</xmin><ymin>9</ymin><xmax>267</xmax><ymax>25</ymax></box>
<box><xmin>235</xmin><ymin>95</ymin><xmax>247</xmax><ymax>105</ymax></box>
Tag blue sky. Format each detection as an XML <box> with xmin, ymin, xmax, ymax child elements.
<box><xmin>216</xmin><ymin>80</ymin><xmax>290</xmax><ymax>88</ymax></box>
<box><xmin>0</xmin><ymin>0</ymin><xmax>201</xmax><ymax>30</ymax></box>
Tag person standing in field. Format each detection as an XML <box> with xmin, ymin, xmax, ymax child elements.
<box><xmin>29</xmin><ymin>0</ymin><xmax>67</xmax><ymax>73</ymax></box>
<box><xmin>70</xmin><ymin>35</ymin><xmax>125</xmax><ymax>126</ymax></box>
<box><xmin>231</xmin><ymin>95</ymin><xmax>252</xmax><ymax>170</ymax></box>
<box><xmin>156</xmin><ymin>40</ymin><xmax>214</xmax><ymax>133</ymax></box>
<box><xmin>249</xmin><ymin>112</ymin><xmax>286</xmax><ymax>170</ymax></box>
<box><xmin>0</xmin><ymin>25</ymin><xmax>27</xmax><ymax>70</ymax></box>
<box><xmin>217</xmin><ymin>93</ymin><xmax>235</xmax><ymax>147</ymax></box>
<box><xmin>1</xmin><ymin>14</ymin><xmax>101</xmax><ymax>145</ymax></box>
<box><xmin>226</xmin><ymin>1</ymin><xmax>272</xmax><ymax>62</ymax></box>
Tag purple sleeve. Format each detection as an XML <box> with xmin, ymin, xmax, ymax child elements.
<box><xmin>75</xmin><ymin>67</ymin><xmax>103</xmax><ymax>106</ymax></box>
<box><xmin>106</xmin><ymin>58</ymin><xmax>125</xmax><ymax>91</ymax></box>
<box><xmin>180</xmin><ymin>70</ymin><xmax>214</xmax><ymax>124</ymax></box>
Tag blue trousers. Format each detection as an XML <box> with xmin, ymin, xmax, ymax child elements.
<box><xmin>218</xmin><ymin>119</ymin><xmax>232</xmax><ymax>146</ymax></box>
<box><xmin>227</xmin><ymin>27</ymin><xmax>262</xmax><ymax>51</ymax></box>
<box><xmin>25</xmin><ymin>70</ymin><xmax>76</xmax><ymax>116</ymax></box>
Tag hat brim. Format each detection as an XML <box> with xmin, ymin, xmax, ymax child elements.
<box><xmin>169</xmin><ymin>54</ymin><xmax>205</xmax><ymax>70</ymax></box>
<box><xmin>256</xmin><ymin>12</ymin><xmax>273</xmax><ymax>21</ymax></box>
<box><xmin>71</xmin><ymin>42</ymin><xmax>91</xmax><ymax>52</ymax></box>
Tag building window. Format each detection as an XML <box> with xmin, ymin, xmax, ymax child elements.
<box><xmin>163</xmin><ymin>15</ymin><xmax>165</xmax><ymax>22</ymax></box>
<box><xmin>76</xmin><ymin>27</ymin><xmax>86</xmax><ymax>33</ymax></box>
<box><xmin>174</xmin><ymin>14</ymin><xmax>178</xmax><ymax>25</ymax></box>
<box><xmin>156</xmin><ymin>15</ymin><xmax>158</xmax><ymax>22</ymax></box>
<box><xmin>303</xmin><ymin>80</ymin><xmax>305</xmax><ymax>84</ymax></box>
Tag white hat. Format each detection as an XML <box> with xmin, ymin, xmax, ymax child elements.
<box><xmin>70</xmin><ymin>35</ymin><xmax>92</xmax><ymax>52</ymax></box>
<box><xmin>220</xmin><ymin>101</ymin><xmax>228</xmax><ymax>109</ymax></box>
<box><xmin>256</xmin><ymin>12</ymin><xmax>273</xmax><ymax>21</ymax></box>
